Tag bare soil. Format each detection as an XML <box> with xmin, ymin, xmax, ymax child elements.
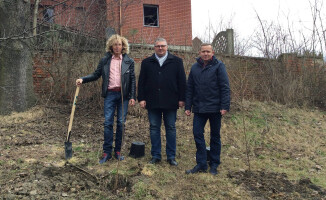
<box><xmin>228</xmin><ymin>171</ymin><xmax>326</xmax><ymax>200</ymax></box>
<box><xmin>1</xmin><ymin>103</ymin><xmax>325</xmax><ymax>199</ymax></box>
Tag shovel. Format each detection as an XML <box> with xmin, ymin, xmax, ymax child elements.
<box><xmin>65</xmin><ymin>86</ymin><xmax>80</xmax><ymax>160</ymax></box>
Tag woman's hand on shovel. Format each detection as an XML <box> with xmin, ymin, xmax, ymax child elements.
<box><xmin>76</xmin><ymin>79</ymin><xmax>83</xmax><ymax>86</ymax></box>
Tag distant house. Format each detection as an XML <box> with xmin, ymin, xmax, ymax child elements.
<box><xmin>32</xmin><ymin>0</ymin><xmax>192</xmax><ymax>48</ymax></box>
<box><xmin>192</xmin><ymin>37</ymin><xmax>203</xmax><ymax>52</ymax></box>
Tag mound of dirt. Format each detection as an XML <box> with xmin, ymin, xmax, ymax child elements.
<box><xmin>228</xmin><ymin>170</ymin><xmax>326</xmax><ymax>199</ymax></box>
<box><xmin>1</xmin><ymin>161</ymin><xmax>137</xmax><ymax>199</ymax></box>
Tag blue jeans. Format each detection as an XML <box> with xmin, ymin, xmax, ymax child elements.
<box><xmin>193</xmin><ymin>113</ymin><xmax>222</xmax><ymax>169</ymax></box>
<box><xmin>103</xmin><ymin>91</ymin><xmax>128</xmax><ymax>154</ymax></box>
<box><xmin>148</xmin><ymin>109</ymin><xmax>177</xmax><ymax>160</ymax></box>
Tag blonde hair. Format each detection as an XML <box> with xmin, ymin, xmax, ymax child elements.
<box><xmin>105</xmin><ymin>34</ymin><xmax>129</xmax><ymax>54</ymax></box>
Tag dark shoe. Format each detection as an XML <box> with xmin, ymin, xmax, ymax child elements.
<box><xmin>185</xmin><ymin>165</ymin><xmax>207</xmax><ymax>174</ymax></box>
<box><xmin>209</xmin><ymin>167</ymin><xmax>218</xmax><ymax>175</ymax></box>
<box><xmin>114</xmin><ymin>151</ymin><xmax>124</xmax><ymax>161</ymax></box>
<box><xmin>149</xmin><ymin>158</ymin><xmax>161</xmax><ymax>164</ymax></box>
<box><xmin>99</xmin><ymin>153</ymin><xmax>112</xmax><ymax>164</ymax></box>
<box><xmin>167</xmin><ymin>159</ymin><xmax>178</xmax><ymax>166</ymax></box>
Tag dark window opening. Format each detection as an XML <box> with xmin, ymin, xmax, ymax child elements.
<box><xmin>43</xmin><ymin>8</ymin><xmax>54</xmax><ymax>23</ymax></box>
<box><xmin>143</xmin><ymin>5</ymin><xmax>158</xmax><ymax>27</ymax></box>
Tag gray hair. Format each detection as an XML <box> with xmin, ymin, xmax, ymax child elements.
<box><xmin>154</xmin><ymin>37</ymin><xmax>167</xmax><ymax>46</ymax></box>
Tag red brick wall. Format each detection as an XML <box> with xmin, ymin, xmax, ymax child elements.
<box><xmin>32</xmin><ymin>48</ymin><xmax>324</xmax><ymax>100</ymax></box>
<box><xmin>32</xmin><ymin>50</ymin><xmax>104</xmax><ymax>98</ymax></box>
<box><xmin>106</xmin><ymin>0</ymin><xmax>192</xmax><ymax>46</ymax></box>
<box><xmin>32</xmin><ymin>0</ymin><xmax>107</xmax><ymax>37</ymax></box>
<box><xmin>33</xmin><ymin>52</ymin><xmax>55</xmax><ymax>94</ymax></box>
<box><xmin>278</xmin><ymin>53</ymin><xmax>323</xmax><ymax>73</ymax></box>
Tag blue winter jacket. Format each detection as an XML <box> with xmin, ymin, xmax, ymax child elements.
<box><xmin>185</xmin><ymin>56</ymin><xmax>230</xmax><ymax>113</ymax></box>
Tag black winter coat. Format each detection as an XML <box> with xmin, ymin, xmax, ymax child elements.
<box><xmin>185</xmin><ymin>56</ymin><xmax>230</xmax><ymax>113</ymax></box>
<box><xmin>137</xmin><ymin>53</ymin><xmax>186</xmax><ymax>110</ymax></box>
<box><xmin>81</xmin><ymin>52</ymin><xmax>136</xmax><ymax>100</ymax></box>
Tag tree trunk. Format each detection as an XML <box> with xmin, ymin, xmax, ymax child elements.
<box><xmin>0</xmin><ymin>0</ymin><xmax>36</xmax><ymax>115</ymax></box>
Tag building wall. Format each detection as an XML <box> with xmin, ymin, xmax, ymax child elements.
<box><xmin>278</xmin><ymin>53</ymin><xmax>325</xmax><ymax>73</ymax></box>
<box><xmin>106</xmin><ymin>0</ymin><xmax>192</xmax><ymax>46</ymax></box>
<box><xmin>32</xmin><ymin>0</ymin><xmax>107</xmax><ymax>37</ymax></box>
<box><xmin>33</xmin><ymin>0</ymin><xmax>192</xmax><ymax>46</ymax></box>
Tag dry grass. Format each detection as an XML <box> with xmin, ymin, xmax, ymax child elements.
<box><xmin>1</xmin><ymin>101</ymin><xmax>326</xmax><ymax>199</ymax></box>
<box><xmin>222</xmin><ymin>101</ymin><xmax>326</xmax><ymax>186</ymax></box>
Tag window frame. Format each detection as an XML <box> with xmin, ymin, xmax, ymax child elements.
<box><xmin>43</xmin><ymin>7</ymin><xmax>54</xmax><ymax>23</ymax></box>
<box><xmin>143</xmin><ymin>4</ymin><xmax>159</xmax><ymax>27</ymax></box>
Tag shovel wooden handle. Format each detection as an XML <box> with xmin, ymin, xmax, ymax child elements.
<box><xmin>66</xmin><ymin>86</ymin><xmax>80</xmax><ymax>141</ymax></box>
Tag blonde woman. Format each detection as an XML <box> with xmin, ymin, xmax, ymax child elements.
<box><xmin>76</xmin><ymin>34</ymin><xmax>136</xmax><ymax>164</ymax></box>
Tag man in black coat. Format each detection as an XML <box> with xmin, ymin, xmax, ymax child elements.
<box><xmin>185</xmin><ymin>43</ymin><xmax>230</xmax><ymax>175</ymax></box>
<box><xmin>138</xmin><ymin>38</ymin><xmax>186</xmax><ymax>166</ymax></box>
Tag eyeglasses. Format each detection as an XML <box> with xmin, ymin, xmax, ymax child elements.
<box><xmin>154</xmin><ymin>45</ymin><xmax>167</xmax><ymax>48</ymax></box>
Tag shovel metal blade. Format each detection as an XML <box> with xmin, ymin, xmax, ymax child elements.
<box><xmin>64</xmin><ymin>141</ymin><xmax>72</xmax><ymax>159</ymax></box>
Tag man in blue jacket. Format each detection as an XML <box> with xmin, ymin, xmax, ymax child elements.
<box><xmin>138</xmin><ymin>38</ymin><xmax>186</xmax><ymax>166</ymax></box>
<box><xmin>185</xmin><ymin>43</ymin><xmax>230</xmax><ymax>175</ymax></box>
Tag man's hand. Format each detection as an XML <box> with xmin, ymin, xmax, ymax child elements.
<box><xmin>185</xmin><ymin>110</ymin><xmax>191</xmax><ymax>116</ymax></box>
<box><xmin>220</xmin><ymin>109</ymin><xmax>227</xmax><ymax>115</ymax></box>
<box><xmin>139</xmin><ymin>100</ymin><xmax>146</xmax><ymax>109</ymax></box>
<box><xmin>129</xmin><ymin>99</ymin><xmax>135</xmax><ymax>106</ymax></box>
<box><xmin>76</xmin><ymin>79</ymin><xmax>83</xmax><ymax>86</ymax></box>
<box><xmin>179</xmin><ymin>101</ymin><xmax>185</xmax><ymax>108</ymax></box>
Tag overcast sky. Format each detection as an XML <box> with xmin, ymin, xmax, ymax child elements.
<box><xmin>191</xmin><ymin>0</ymin><xmax>325</xmax><ymax>57</ymax></box>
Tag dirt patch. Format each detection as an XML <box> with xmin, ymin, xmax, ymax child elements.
<box><xmin>0</xmin><ymin>161</ymin><xmax>136</xmax><ymax>199</ymax></box>
<box><xmin>0</xmin><ymin>104</ymin><xmax>143</xmax><ymax>199</ymax></box>
<box><xmin>228</xmin><ymin>170</ymin><xmax>326</xmax><ymax>200</ymax></box>
<box><xmin>2</xmin><ymin>163</ymin><xmax>97</xmax><ymax>198</ymax></box>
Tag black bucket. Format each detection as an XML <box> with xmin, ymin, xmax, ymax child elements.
<box><xmin>129</xmin><ymin>141</ymin><xmax>145</xmax><ymax>158</ymax></box>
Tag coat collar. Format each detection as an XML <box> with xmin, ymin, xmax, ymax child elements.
<box><xmin>149</xmin><ymin>52</ymin><xmax>173</xmax><ymax>65</ymax></box>
<box><xmin>112</xmin><ymin>54</ymin><xmax>122</xmax><ymax>60</ymax></box>
<box><xmin>121</xmin><ymin>54</ymin><xmax>133</xmax><ymax>74</ymax></box>
<box><xmin>104</xmin><ymin>52</ymin><xmax>132</xmax><ymax>63</ymax></box>
<box><xmin>196</xmin><ymin>56</ymin><xmax>218</xmax><ymax>67</ymax></box>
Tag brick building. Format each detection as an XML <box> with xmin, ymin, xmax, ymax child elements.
<box><xmin>105</xmin><ymin>0</ymin><xmax>192</xmax><ymax>48</ymax></box>
<box><xmin>32</xmin><ymin>0</ymin><xmax>192</xmax><ymax>47</ymax></box>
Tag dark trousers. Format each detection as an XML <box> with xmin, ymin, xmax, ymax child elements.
<box><xmin>148</xmin><ymin>109</ymin><xmax>177</xmax><ymax>160</ymax></box>
<box><xmin>193</xmin><ymin>112</ymin><xmax>222</xmax><ymax>169</ymax></box>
